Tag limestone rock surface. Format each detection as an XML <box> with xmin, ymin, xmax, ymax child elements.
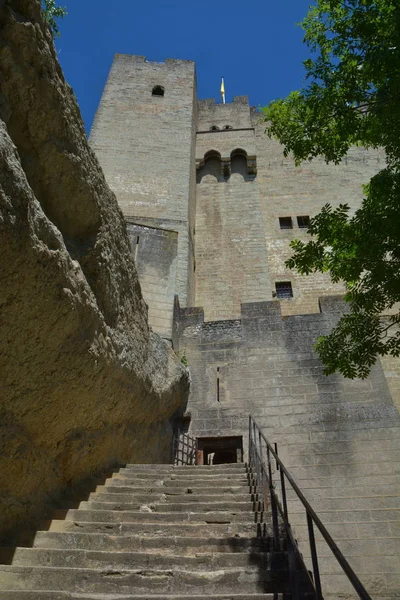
<box><xmin>0</xmin><ymin>0</ymin><xmax>189</xmax><ymax>540</ymax></box>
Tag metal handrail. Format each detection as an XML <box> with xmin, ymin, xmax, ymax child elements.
<box><xmin>249</xmin><ymin>415</ymin><xmax>372</xmax><ymax>600</ymax></box>
<box><xmin>173</xmin><ymin>431</ymin><xmax>197</xmax><ymax>465</ymax></box>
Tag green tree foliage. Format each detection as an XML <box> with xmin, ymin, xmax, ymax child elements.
<box><xmin>42</xmin><ymin>0</ymin><xmax>67</xmax><ymax>37</ymax></box>
<box><xmin>263</xmin><ymin>0</ymin><xmax>400</xmax><ymax>378</ymax></box>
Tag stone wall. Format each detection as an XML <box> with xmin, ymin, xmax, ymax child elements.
<box><xmin>192</xmin><ymin>98</ymin><xmax>385</xmax><ymax>321</ymax></box>
<box><xmin>91</xmin><ymin>61</ymin><xmax>386</xmax><ymax>325</ymax></box>
<box><xmin>253</xmin><ymin>111</ymin><xmax>386</xmax><ymax>316</ymax></box>
<box><xmin>90</xmin><ymin>54</ymin><xmax>197</xmax><ymax>312</ymax></box>
<box><xmin>195</xmin><ymin>99</ymin><xmax>271</xmax><ymax>321</ymax></box>
<box><xmin>177</xmin><ymin>298</ymin><xmax>400</xmax><ymax>598</ymax></box>
<box><xmin>0</xmin><ymin>0</ymin><xmax>189</xmax><ymax>542</ymax></box>
<box><xmin>197</xmin><ymin>96</ymin><xmax>252</xmax><ymax>131</ymax></box>
<box><xmin>195</xmin><ymin>176</ymin><xmax>272</xmax><ymax>321</ymax></box>
<box><xmin>126</xmin><ymin>222</ymin><xmax>178</xmax><ymax>339</ymax></box>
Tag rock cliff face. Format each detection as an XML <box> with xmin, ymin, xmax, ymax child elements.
<box><xmin>0</xmin><ymin>0</ymin><xmax>189</xmax><ymax>540</ymax></box>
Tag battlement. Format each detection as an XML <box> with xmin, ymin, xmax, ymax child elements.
<box><xmin>113</xmin><ymin>54</ymin><xmax>195</xmax><ymax>68</ymax></box>
<box><xmin>198</xmin><ymin>95</ymin><xmax>249</xmax><ymax>107</ymax></box>
<box><xmin>175</xmin><ymin>295</ymin><xmax>348</xmax><ymax>339</ymax></box>
<box><xmin>197</xmin><ymin>95</ymin><xmax>251</xmax><ymax>130</ymax></box>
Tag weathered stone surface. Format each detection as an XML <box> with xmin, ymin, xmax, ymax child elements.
<box><xmin>0</xmin><ymin>0</ymin><xmax>189</xmax><ymax>540</ymax></box>
<box><xmin>0</xmin><ymin>464</ymin><xmax>289</xmax><ymax>597</ymax></box>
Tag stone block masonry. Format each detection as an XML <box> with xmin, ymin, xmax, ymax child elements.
<box><xmin>253</xmin><ymin>111</ymin><xmax>386</xmax><ymax>316</ymax></box>
<box><xmin>91</xmin><ymin>53</ymin><xmax>400</xmax><ymax>598</ymax></box>
<box><xmin>92</xmin><ymin>57</ymin><xmax>386</xmax><ymax>329</ymax></box>
<box><xmin>177</xmin><ymin>298</ymin><xmax>400</xmax><ymax>598</ymax></box>
<box><xmin>90</xmin><ymin>55</ymin><xmax>197</xmax><ymax>324</ymax></box>
<box><xmin>126</xmin><ymin>222</ymin><xmax>178</xmax><ymax>339</ymax></box>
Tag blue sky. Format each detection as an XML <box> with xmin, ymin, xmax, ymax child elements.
<box><xmin>55</xmin><ymin>0</ymin><xmax>313</xmax><ymax>134</ymax></box>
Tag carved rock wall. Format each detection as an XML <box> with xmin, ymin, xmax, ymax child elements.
<box><xmin>0</xmin><ymin>0</ymin><xmax>189</xmax><ymax>540</ymax></box>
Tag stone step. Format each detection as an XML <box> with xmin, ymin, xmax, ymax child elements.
<box><xmin>0</xmin><ymin>592</ymin><xmax>283</xmax><ymax>600</ymax></box>
<box><xmin>109</xmin><ymin>474</ymin><xmax>251</xmax><ymax>483</ymax></box>
<box><xmin>153</xmin><ymin>502</ymin><xmax>257</xmax><ymax>513</ymax></box>
<box><xmin>0</xmin><ymin>565</ymin><xmax>286</xmax><ymax>594</ymax></box>
<box><xmin>94</xmin><ymin>485</ymin><xmax>252</xmax><ymax>495</ymax></box>
<box><xmin>122</xmin><ymin>464</ymin><xmax>247</xmax><ymax>474</ymax></box>
<box><xmin>104</xmin><ymin>479</ymin><xmax>251</xmax><ymax>490</ymax></box>
<box><xmin>85</xmin><ymin>492</ymin><xmax>255</xmax><ymax>505</ymax></box>
<box><xmin>29</xmin><ymin>531</ymin><xmax>271</xmax><ymax>553</ymax></box>
<box><xmin>11</xmin><ymin>547</ymin><xmax>283</xmax><ymax>571</ymax></box>
<box><xmin>55</xmin><ymin>509</ymin><xmax>263</xmax><ymax>524</ymax></box>
<box><xmin>46</xmin><ymin>520</ymin><xmax>270</xmax><ymax>538</ymax></box>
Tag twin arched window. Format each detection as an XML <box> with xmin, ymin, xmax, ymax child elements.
<box><xmin>197</xmin><ymin>148</ymin><xmax>253</xmax><ymax>182</ymax></box>
<box><xmin>209</xmin><ymin>125</ymin><xmax>233</xmax><ymax>131</ymax></box>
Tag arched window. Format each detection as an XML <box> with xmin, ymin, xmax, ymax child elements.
<box><xmin>197</xmin><ymin>150</ymin><xmax>222</xmax><ymax>183</ymax></box>
<box><xmin>152</xmin><ymin>85</ymin><xmax>165</xmax><ymax>97</ymax></box>
<box><xmin>223</xmin><ymin>125</ymin><xmax>233</xmax><ymax>130</ymax></box>
<box><xmin>210</xmin><ymin>125</ymin><xmax>220</xmax><ymax>131</ymax></box>
<box><xmin>230</xmin><ymin>148</ymin><xmax>248</xmax><ymax>179</ymax></box>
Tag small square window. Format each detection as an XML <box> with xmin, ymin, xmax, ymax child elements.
<box><xmin>297</xmin><ymin>215</ymin><xmax>310</xmax><ymax>228</ymax></box>
<box><xmin>275</xmin><ymin>281</ymin><xmax>293</xmax><ymax>299</ymax></box>
<box><xmin>152</xmin><ymin>85</ymin><xmax>165</xmax><ymax>97</ymax></box>
<box><xmin>279</xmin><ymin>217</ymin><xmax>293</xmax><ymax>230</ymax></box>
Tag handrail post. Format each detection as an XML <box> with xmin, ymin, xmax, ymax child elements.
<box><xmin>248</xmin><ymin>415</ymin><xmax>252</xmax><ymax>468</ymax></box>
<box><xmin>276</xmin><ymin>445</ymin><xmax>289</xmax><ymax>522</ymax></box>
<box><xmin>307</xmin><ymin>512</ymin><xmax>323</xmax><ymax>600</ymax></box>
<box><xmin>252</xmin><ymin>420</ymin><xmax>258</xmax><ymax>486</ymax></box>
<box><xmin>267</xmin><ymin>445</ymin><xmax>280</xmax><ymax>550</ymax></box>
<box><xmin>258</xmin><ymin>430</ymin><xmax>265</xmax><ymax>512</ymax></box>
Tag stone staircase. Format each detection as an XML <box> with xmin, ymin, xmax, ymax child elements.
<box><xmin>0</xmin><ymin>462</ymin><xmax>296</xmax><ymax>599</ymax></box>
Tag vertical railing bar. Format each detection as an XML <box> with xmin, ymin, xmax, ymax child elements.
<box><xmin>307</xmin><ymin>512</ymin><xmax>323</xmax><ymax>600</ymax></box>
<box><xmin>267</xmin><ymin>445</ymin><xmax>280</xmax><ymax>550</ymax></box>
<box><xmin>253</xmin><ymin>421</ymin><xmax>257</xmax><ymax>478</ymax></box>
<box><xmin>258</xmin><ymin>431</ymin><xmax>265</xmax><ymax>512</ymax></box>
<box><xmin>248</xmin><ymin>415</ymin><xmax>252</xmax><ymax>469</ymax></box>
<box><xmin>275</xmin><ymin>444</ymin><xmax>289</xmax><ymax>523</ymax></box>
<box><xmin>274</xmin><ymin>442</ymin><xmax>279</xmax><ymax>471</ymax></box>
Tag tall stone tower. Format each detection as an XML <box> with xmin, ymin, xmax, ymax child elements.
<box><xmin>91</xmin><ymin>54</ymin><xmax>385</xmax><ymax>333</ymax></box>
<box><xmin>91</xmin><ymin>55</ymin><xmax>400</xmax><ymax>598</ymax></box>
<box><xmin>90</xmin><ymin>55</ymin><xmax>197</xmax><ymax>337</ymax></box>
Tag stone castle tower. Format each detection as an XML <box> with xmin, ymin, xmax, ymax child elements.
<box><xmin>90</xmin><ymin>55</ymin><xmax>400</xmax><ymax>596</ymax></box>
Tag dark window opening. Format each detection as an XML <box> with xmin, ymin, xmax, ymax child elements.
<box><xmin>152</xmin><ymin>85</ymin><xmax>165</xmax><ymax>97</ymax></box>
<box><xmin>279</xmin><ymin>217</ymin><xmax>293</xmax><ymax>229</ymax></box>
<box><xmin>230</xmin><ymin>148</ymin><xmax>248</xmax><ymax>179</ymax></box>
<box><xmin>197</xmin><ymin>436</ymin><xmax>243</xmax><ymax>465</ymax></box>
<box><xmin>297</xmin><ymin>215</ymin><xmax>310</xmax><ymax>228</ymax></box>
<box><xmin>210</xmin><ymin>125</ymin><xmax>220</xmax><ymax>131</ymax></box>
<box><xmin>217</xmin><ymin>366</ymin><xmax>220</xmax><ymax>403</ymax></box>
<box><xmin>223</xmin><ymin>125</ymin><xmax>233</xmax><ymax>130</ymax></box>
<box><xmin>197</xmin><ymin>150</ymin><xmax>222</xmax><ymax>183</ymax></box>
<box><xmin>275</xmin><ymin>281</ymin><xmax>293</xmax><ymax>299</ymax></box>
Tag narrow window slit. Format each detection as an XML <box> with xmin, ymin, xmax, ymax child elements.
<box><xmin>134</xmin><ymin>235</ymin><xmax>140</xmax><ymax>262</ymax></box>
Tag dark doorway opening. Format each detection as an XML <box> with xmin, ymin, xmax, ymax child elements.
<box><xmin>197</xmin><ymin>436</ymin><xmax>243</xmax><ymax>465</ymax></box>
